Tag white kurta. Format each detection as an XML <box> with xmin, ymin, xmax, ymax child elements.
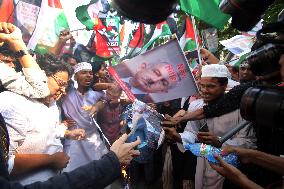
<box><xmin>180</xmin><ymin>99</ymin><xmax>256</xmax><ymax>189</ymax></box>
<box><xmin>0</xmin><ymin>91</ymin><xmax>66</xmax><ymax>185</ymax></box>
<box><xmin>62</xmin><ymin>88</ymin><xmax>108</xmax><ymax>172</ymax></box>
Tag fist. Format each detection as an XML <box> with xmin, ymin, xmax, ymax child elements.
<box><xmin>0</xmin><ymin>22</ymin><xmax>22</xmax><ymax>42</ymax></box>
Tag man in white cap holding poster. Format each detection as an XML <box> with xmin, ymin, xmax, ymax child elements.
<box><xmin>61</xmin><ymin>62</ymin><xmax>108</xmax><ymax>173</ymax></box>
<box><xmin>164</xmin><ymin>64</ymin><xmax>256</xmax><ymax>189</ymax></box>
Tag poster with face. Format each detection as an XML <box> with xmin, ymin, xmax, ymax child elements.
<box><xmin>112</xmin><ymin>38</ymin><xmax>198</xmax><ymax>103</ymax></box>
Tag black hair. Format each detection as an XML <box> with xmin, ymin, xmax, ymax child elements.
<box><xmin>60</xmin><ymin>53</ymin><xmax>79</xmax><ymax>63</ymax></box>
<box><xmin>232</xmin><ymin>65</ymin><xmax>239</xmax><ymax>72</ymax></box>
<box><xmin>0</xmin><ymin>43</ymin><xmax>15</xmax><ymax>58</ymax></box>
<box><xmin>92</xmin><ymin>61</ymin><xmax>104</xmax><ymax>74</ymax></box>
<box><xmin>36</xmin><ymin>54</ymin><xmax>73</xmax><ymax>78</ymax></box>
<box><xmin>215</xmin><ymin>77</ymin><xmax>228</xmax><ymax>86</ymax></box>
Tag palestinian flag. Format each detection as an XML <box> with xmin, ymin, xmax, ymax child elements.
<box><xmin>126</xmin><ymin>23</ymin><xmax>145</xmax><ymax>57</ymax></box>
<box><xmin>128</xmin><ymin>23</ymin><xmax>145</xmax><ymax>49</ymax></box>
<box><xmin>179</xmin><ymin>17</ymin><xmax>196</xmax><ymax>52</ymax></box>
<box><xmin>28</xmin><ymin>0</ymin><xmax>69</xmax><ymax>54</ymax></box>
<box><xmin>180</xmin><ymin>0</ymin><xmax>230</xmax><ymax>29</ymax></box>
<box><xmin>92</xmin><ymin>18</ymin><xmax>113</xmax><ymax>58</ymax></box>
<box><xmin>76</xmin><ymin>0</ymin><xmax>114</xmax><ymax>59</ymax></box>
<box><xmin>179</xmin><ymin>17</ymin><xmax>200</xmax><ymax>69</ymax></box>
<box><xmin>119</xmin><ymin>20</ymin><xmax>134</xmax><ymax>57</ymax></box>
<box><xmin>141</xmin><ymin>21</ymin><xmax>172</xmax><ymax>53</ymax></box>
<box><xmin>75</xmin><ymin>0</ymin><xmax>103</xmax><ymax>30</ymax></box>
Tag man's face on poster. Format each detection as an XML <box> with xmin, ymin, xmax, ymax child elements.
<box><xmin>133</xmin><ymin>63</ymin><xmax>178</xmax><ymax>93</ymax></box>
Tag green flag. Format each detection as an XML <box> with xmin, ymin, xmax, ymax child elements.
<box><xmin>179</xmin><ymin>0</ymin><xmax>230</xmax><ymax>29</ymax></box>
<box><xmin>75</xmin><ymin>0</ymin><xmax>102</xmax><ymax>30</ymax></box>
<box><xmin>180</xmin><ymin>17</ymin><xmax>197</xmax><ymax>52</ymax></box>
<box><xmin>141</xmin><ymin>21</ymin><xmax>172</xmax><ymax>53</ymax></box>
<box><xmin>32</xmin><ymin>1</ymin><xmax>69</xmax><ymax>54</ymax></box>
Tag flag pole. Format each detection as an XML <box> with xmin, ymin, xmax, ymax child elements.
<box><xmin>191</xmin><ymin>16</ymin><xmax>202</xmax><ymax>65</ymax></box>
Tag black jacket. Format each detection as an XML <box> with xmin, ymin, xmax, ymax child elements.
<box><xmin>0</xmin><ymin>151</ymin><xmax>121</xmax><ymax>189</ymax></box>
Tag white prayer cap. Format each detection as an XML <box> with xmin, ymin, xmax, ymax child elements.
<box><xmin>201</xmin><ymin>64</ymin><xmax>229</xmax><ymax>78</ymax></box>
<box><xmin>73</xmin><ymin>62</ymin><xmax>92</xmax><ymax>74</ymax></box>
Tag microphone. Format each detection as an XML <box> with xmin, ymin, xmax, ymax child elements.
<box><xmin>218</xmin><ymin>120</ymin><xmax>251</xmax><ymax>144</ymax></box>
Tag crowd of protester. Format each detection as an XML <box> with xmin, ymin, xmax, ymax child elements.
<box><xmin>0</xmin><ymin>20</ymin><xmax>284</xmax><ymax>189</ymax></box>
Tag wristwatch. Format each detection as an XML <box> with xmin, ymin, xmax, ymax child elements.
<box><xmin>14</xmin><ymin>50</ymin><xmax>28</xmax><ymax>59</ymax></box>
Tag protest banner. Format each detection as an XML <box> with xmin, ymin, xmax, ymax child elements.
<box><xmin>220</xmin><ymin>35</ymin><xmax>256</xmax><ymax>56</ymax></box>
<box><xmin>112</xmin><ymin>37</ymin><xmax>198</xmax><ymax>103</ymax></box>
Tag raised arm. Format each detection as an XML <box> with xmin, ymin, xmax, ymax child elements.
<box><xmin>0</xmin><ymin>22</ymin><xmax>50</xmax><ymax>98</ymax></box>
<box><xmin>49</xmin><ymin>30</ymin><xmax>75</xmax><ymax>56</ymax></box>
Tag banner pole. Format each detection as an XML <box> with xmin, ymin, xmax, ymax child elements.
<box><xmin>191</xmin><ymin>16</ymin><xmax>202</xmax><ymax>65</ymax></box>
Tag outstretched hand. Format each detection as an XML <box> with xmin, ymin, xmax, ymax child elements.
<box><xmin>210</xmin><ymin>155</ymin><xmax>263</xmax><ymax>189</ymax></box>
<box><xmin>221</xmin><ymin>146</ymin><xmax>251</xmax><ymax>164</ymax></box>
<box><xmin>197</xmin><ymin>132</ymin><xmax>222</xmax><ymax>148</ymax></box>
<box><xmin>163</xmin><ymin>126</ymin><xmax>182</xmax><ymax>143</ymax></box>
<box><xmin>161</xmin><ymin>114</ymin><xmax>182</xmax><ymax>126</ymax></box>
<box><xmin>210</xmin><ymin>155</ymin><xmax>245</xmax><ymax>182</ymax></box>
<box><xmin>110</xmin><ymin>134</ymin><xmax>141</xmax><ymax>165</ymax></box>
<box><xmin>65</xmin><ymin>129</ymin><xmax>86</xmax><ymax>140</ymax></box>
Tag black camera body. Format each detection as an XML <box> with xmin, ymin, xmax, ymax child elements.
<box><xmin>239</xmin><ymin>12</ymin><xmax>284</xmax><ymax>154</ymax></box>
<box><xmin>219</xmin><ymin>0</ymin><xmax>276</xmax><ymax>31</ymax></box>
<box><xmin>245</xmin><ymin>43</ymin><xmax>284</xmax><ymax>76</ymax></box>
<box><xmin>112</xmin><ymin>0</ymin><xmax>177</xmax><ymax>24</ymax></box>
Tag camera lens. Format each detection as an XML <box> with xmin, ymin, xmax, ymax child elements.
<box><xmin>241</xmin><ymin>87</ymin><xmax>284</xmax><ymax>127</ymax></box>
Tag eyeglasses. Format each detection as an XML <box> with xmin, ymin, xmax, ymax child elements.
<box><xmin>51</xmin><ymin>75</ymin><xmax>69</xmax><ymax>88</ymax></box>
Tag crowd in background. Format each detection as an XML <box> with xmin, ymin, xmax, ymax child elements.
<box><xmin>0</xmin><ymin>20</ymin><xmax>284</xmax><ymax>189</ymax></box>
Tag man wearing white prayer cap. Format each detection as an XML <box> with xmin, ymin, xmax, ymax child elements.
<box><xmin>70</xmin><ymin>62</ymin><xmax>93</xmax><ymax>89</ymax></box>
<box><xmin>73</xmin><ymin>62</ymin><xmax>92</xmax><ymax>74</ymax></box>
<box><xmin>200</xmin><ymin>64</ymin><xmax>230</xmax><ymax>102</ymax></box>
<box><xmin>61</xmin><ymin>61</ymin><xmax>109</xmax><ymax>174</ymax></box>
<box><xmin>201</xmin><ymin>64</ymin><xmax>239</xmax><ymax>93</ymax></box>
<box><xmin>164</xmin><ymin>64</ymin><xmax>256</xmax><ymax>189</ymax></box>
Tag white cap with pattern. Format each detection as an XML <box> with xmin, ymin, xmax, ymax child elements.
<box><xmin>73</xmin><ymin>62</ymin><xmax>92</xmax><ymax>74</ymax></box>
<box><xmin>201</xmin><ymin>64</ymin><xmax>230</xmax><ymax>78</ymax></box>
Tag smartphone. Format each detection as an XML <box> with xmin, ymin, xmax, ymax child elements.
<box><xmin>199</xmin><ymin>123</ymin><xmax>209</xmax><ymax>132</ymax></box>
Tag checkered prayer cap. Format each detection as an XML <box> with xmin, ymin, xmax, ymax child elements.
<box><xmin>201</xmin><ymin>64</ymin><xmax>230</xmax><ymax>78</ymax></box>
<box><xmin>73</xmin><ymin>62</ymin><xmax>92</xmax><ymax>74</ymax></box>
